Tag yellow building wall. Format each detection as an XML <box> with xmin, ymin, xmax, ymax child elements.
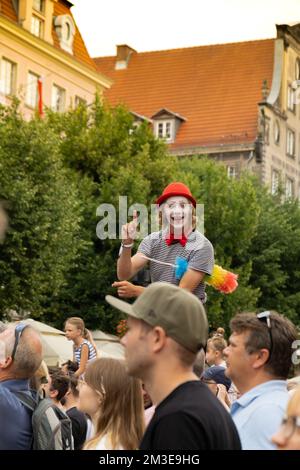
<box><xmin>0</xmin><ymin>15</ymin><xmax>111</xmax><ymax>118</ymax></box>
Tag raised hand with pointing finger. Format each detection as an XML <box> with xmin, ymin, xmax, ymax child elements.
<box><xmin>121</xmin><ymin>210</ymin><xmax>139</xmax><ymax>245</ymax></box>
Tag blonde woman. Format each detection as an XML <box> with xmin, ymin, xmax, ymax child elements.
<box><xmin>78</xmin><ymin>358</ymin><xmax>145</xmax><ymax>450</ymax></box>
<box><xmin>64</xmin><ymin>317</ymin><xmax>97</xmax><ymax>378</ymax></box>
<box><xmin>272</xmin><ymin>386</ymin><xmax>300</xmax><ymax>450</ymax></box>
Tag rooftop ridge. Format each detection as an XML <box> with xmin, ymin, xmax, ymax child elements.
<box><xmin>93</xmin><ymin>37</ymin><xmax>275</xmax><ymax>60</ymax></box>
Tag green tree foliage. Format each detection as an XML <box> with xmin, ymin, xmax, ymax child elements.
<box><xmin>1</xmin><ymin>99</ymin><xmax>299</xmax><ymax>334</ymax></box>
<box><xmin>248</xmin><ymin>188</ymin><xmax>300</xmax><ymax>325</ymax></box>
<box><xmin>44</xmin><ymin>100</ymin><xmax>174</xmax><ymax>331</ymax></box>
<box><xmin>0</xmin><ymin>102</ymin><xmax>84</xmax><ymax>319</ymax></box>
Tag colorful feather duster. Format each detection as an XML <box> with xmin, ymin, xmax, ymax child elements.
<box><xmin>140</xmin><ymin>255</ymin><xmax>238</xmax><ymax>294</ymax></box>
<box><xmin>204</xmin><ymin>264</ymin><xmax>238</xmax><ymax>294</ymax></box>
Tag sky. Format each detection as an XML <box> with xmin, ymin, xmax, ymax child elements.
<box><xmin>72</xmin><ymin>0</ymin><xmax>300</xmax><ymax>58</ymax></box>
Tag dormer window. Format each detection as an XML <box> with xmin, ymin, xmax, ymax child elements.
<box><xmin>156</xmin><ymin>120</ymin><xmax>173</xmax><ymax>141</ymax></box>
<box><xmin>152</xmin><ymin>108</ymin><xmax>186</xmax><ymax>144</ymax></box>
<box><xmin>54</xmin><ymin>15</ymin><xmax>76</xmax><ymax>55</ymax></box>
<box><xmin>33</xmin><ymin>0</ymin><xmax>45</xmax><ymax>13</ymax></box>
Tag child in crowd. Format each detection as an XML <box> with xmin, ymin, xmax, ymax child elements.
<box><xmin>64</xmin><ymin>317</ymin><xmax>97</xmax><ymax>378</ymax></box>
<box><xmin>202</xmin><ymin>365</ymin><xmax>232</xmax><ymax>411</ymax></box>
<box><xmin>63</xmin><ymin>375</ymin><xmax>88</xmax><ymax>450</ymax></box>
<box><xmin>48</xmin><ymin>372</ymin><xmax>70</xmax><ymax>410</ymax></box>
<box><xmin>78</xmin><ymin>358</ymin><xmax>145</xmax><ymax>450</ymax></box>
<box><xmin>206</xmin><ymin>329</ymin><xmax>239</xmax><ymax>404</ymax></box>
<box><xmin>205</xmin><ymin>334</ymin><xmax>227</xmax><ymax>368</ymax></box>
<box><xmin>61</xmin><ymin>360</ymin><xmax>79</xmax><ymax>376</ymax></box>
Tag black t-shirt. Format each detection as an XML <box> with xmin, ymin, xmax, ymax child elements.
<box><xmin>140</xmin><ymin>381</ymin><xmax>241</xmax><ymax>450</ymax></box>
<box><xmin>66</xmin><ymin>407</ymin><xmax>88</xmax><ymax>450</ymax></box>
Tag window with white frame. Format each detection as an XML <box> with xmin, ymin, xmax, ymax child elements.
<box><xmin>296</xmin><ymin>59</ymin><xmax>300</xmax><ymax>81</ymax></box>
<box><xmin>155</xmin><ymin>120</ymin><xmax>173</xmax><ymax>141</ymax></box>
<box><xmin>51</xmin><ymin>84</ymin><xmax>66</xmax><ymax>112</ymax></box>
<box><xmin>31</xmin><ymin>15</ymin><xmax>44</xmax><ymax>38</ymax></box>
<box><xmin>274</xmin><ymin>120</ymin><xmax>280</xmax><ymax>144</ymax></box>
<box><xmin>287</xmin><ymin>85</ymin><xmax>296</xmax><ymax>112</ymax></box>
<box><xmin>33</xmin><ymin>0</ymin><xmax>45</xmax><ymax>13</ymax></box>
<box><xmin>285</xmin><ymin>177</ymin><xmax>294</xmax><ymax>199</ymax></box>
<box><xmin>264</xmin><ymin>121</ymin><xmax>270</xmax><ymax>144</ymax></box>
<box><xmin>26</xmin><ymin>72</ymin><xmax>39</xmax><ymax>108</ymax></box>
<box><xmin>0</xmin><ymin>58</ymin><xmax>16</xmax><ymax>96</ymax></box>
<box><xmin>227</xmin><ymin>166</ymin><xmax>236</xmax><ymax>178</ymax></box>
<box><xmin>271</xmin><ymin>170</ymin><xmax>279</xmax><ymax>195</ymax></box>
<box><xmin>287</xmin><ymin>129</ymin><xmax>296</xmax><ymax>157</ymax></box>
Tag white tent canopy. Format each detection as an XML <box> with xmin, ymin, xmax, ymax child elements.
<box><xmin>91</xmin><ymin>330</ymin><xmax>125</xmax><ymax>360</ymax></box>
<box><xmin>21</xmin><ymin>320</ymin><xmax>125</xmax><ymax>365</ymax></box>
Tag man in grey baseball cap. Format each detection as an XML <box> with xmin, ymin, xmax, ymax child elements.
<box><xmin>106</xmin><ymin>282</ymin><xmax>241</xmax><ymax>450</ymax></box>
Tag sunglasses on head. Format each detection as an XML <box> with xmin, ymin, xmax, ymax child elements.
<box><xmin>256</xmin><ymin>311</ymin><xmax>273</xmax><ymax>362</ymax></box>
<box><xmin>11</xmin><ymin>323</ymin><xmax>29</xmax><ymax>361</ymax></box>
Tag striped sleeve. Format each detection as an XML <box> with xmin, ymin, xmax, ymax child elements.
<box><xmin>188</xmin><ymin>238</ymin><xmax>214</xmax><ymax>276</ymax></box>
<box><xmin>137</xmin><ymin>234</ymin><xmax>153</xmax><ymax>258</ymax></box>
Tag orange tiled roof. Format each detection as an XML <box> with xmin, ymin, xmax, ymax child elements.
<box><xmin>0</xmin><ymin>0</ymin><xmax>18</xmax><ymax>22</ymax></box>
<box><xmin>95</xmin><ymin>39</ymin><xmax>275</xmax><ymax>149</ymax></box>
<box><xmin>52</xmin><ymin>0</ymin><xmax>97</xmax><ymax>70</ymax></box>
<box><xmin>0</xmin><ymin>0</ymin><xmax>96</xmax><ymax>71</ymax></box>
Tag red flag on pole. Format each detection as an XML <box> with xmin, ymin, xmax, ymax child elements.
<box><xmin>38</xmin><ymin>78</ymin><xmax>43</xmax><ymax>117</ymax></box>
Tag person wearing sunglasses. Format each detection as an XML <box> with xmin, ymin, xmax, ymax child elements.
<box><xmin>272</xmin><ymin>386</ymin><xmax>300</xmax><ymax>450</ymax></box>
<box><xmin>0</xmin><ymin>322</ymin><xmax>43</xmax><ymax>450</ymax></box>
<box><xmin>224</xmin><ymin>310</ymin><xmax>297</xmax><ymax>450</ymax></box>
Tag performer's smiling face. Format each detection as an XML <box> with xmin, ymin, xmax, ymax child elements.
<box><xmin>162</xmin><ymin>196</ymin><xmax>193</xmax><ymax>233</ymax></box>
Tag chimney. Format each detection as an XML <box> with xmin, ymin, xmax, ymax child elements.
<box><xmin>115</xmin><ymin>45</ymin><xmax>136</xmax><ymax>70</ymax></box>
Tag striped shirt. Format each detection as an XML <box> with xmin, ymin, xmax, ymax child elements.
<box><xmin>74</xmin><ymin>340</ymin><xmax>97</xmax><ymax>367</ymax></box>
<box><xmin>138</xmin><ymin>229</ymin><xmax>214</xmax><ymax>303</ymax></box>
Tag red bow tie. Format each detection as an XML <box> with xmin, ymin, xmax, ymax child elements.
<box><xmin>165</xmin><ymin>233</ymin><xmax>188</xmax><ymax>247</ymax></box>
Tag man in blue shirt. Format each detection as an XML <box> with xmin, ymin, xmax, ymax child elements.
<box><xmin>224</xmin><ymin>311</ymin><xmax>297</xmax><ymax>450</ymax></box>
<box><xmin>0</xmin><ymin>323</ymin><xmax>43</xmax><ymax>450</ymax></box>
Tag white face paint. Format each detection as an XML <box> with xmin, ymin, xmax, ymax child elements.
<box><xmin>162</xmin><ymin>196</ymin><xmax>193</xmax><ymax>235</ymax></box>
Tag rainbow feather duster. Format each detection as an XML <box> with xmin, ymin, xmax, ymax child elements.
<box><xmin>140</xmin><ymin>255</ymin><xmax>238</xmax><ymax>294</ymax></box>
<box><xmin>205</xmin><ymin>264</ymin><xmax>238</xmax><ymax>294</ymax></box>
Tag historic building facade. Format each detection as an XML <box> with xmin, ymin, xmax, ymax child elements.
<box><xmin>0</xmin><ymin>0</ymin><xmax>111</xmax><ymax>118</ymax></box>
<box><xmin>95</xmin><ymin>24</ymin><xmax>300</xmax><ymax>198</ymax></box>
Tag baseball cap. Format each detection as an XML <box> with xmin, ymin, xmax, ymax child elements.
<box><xmin>106</xmin><ymin>282</ymin><xmax>208</xmax><ymax>353</ymax></box>
<box><xmin>202</xmin><ymin>366</ymin><xmax>231</xmax><ymax>391</ymax></box>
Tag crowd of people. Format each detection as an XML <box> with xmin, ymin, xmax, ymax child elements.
<box><xmin>1</xmin><ymin>183</ymin><xmax>300</xmax><ymax>451</ymax></box>
<box><xmin>0</xmin><ymin>285</ymin><xmax>300</xmax><ymax>451</ymax></box>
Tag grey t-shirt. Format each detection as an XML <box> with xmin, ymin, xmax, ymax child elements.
<box><xmin>138</xmin><ymin>230</ymin><xmax>214</xmax><ymax>303</ymax></box>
